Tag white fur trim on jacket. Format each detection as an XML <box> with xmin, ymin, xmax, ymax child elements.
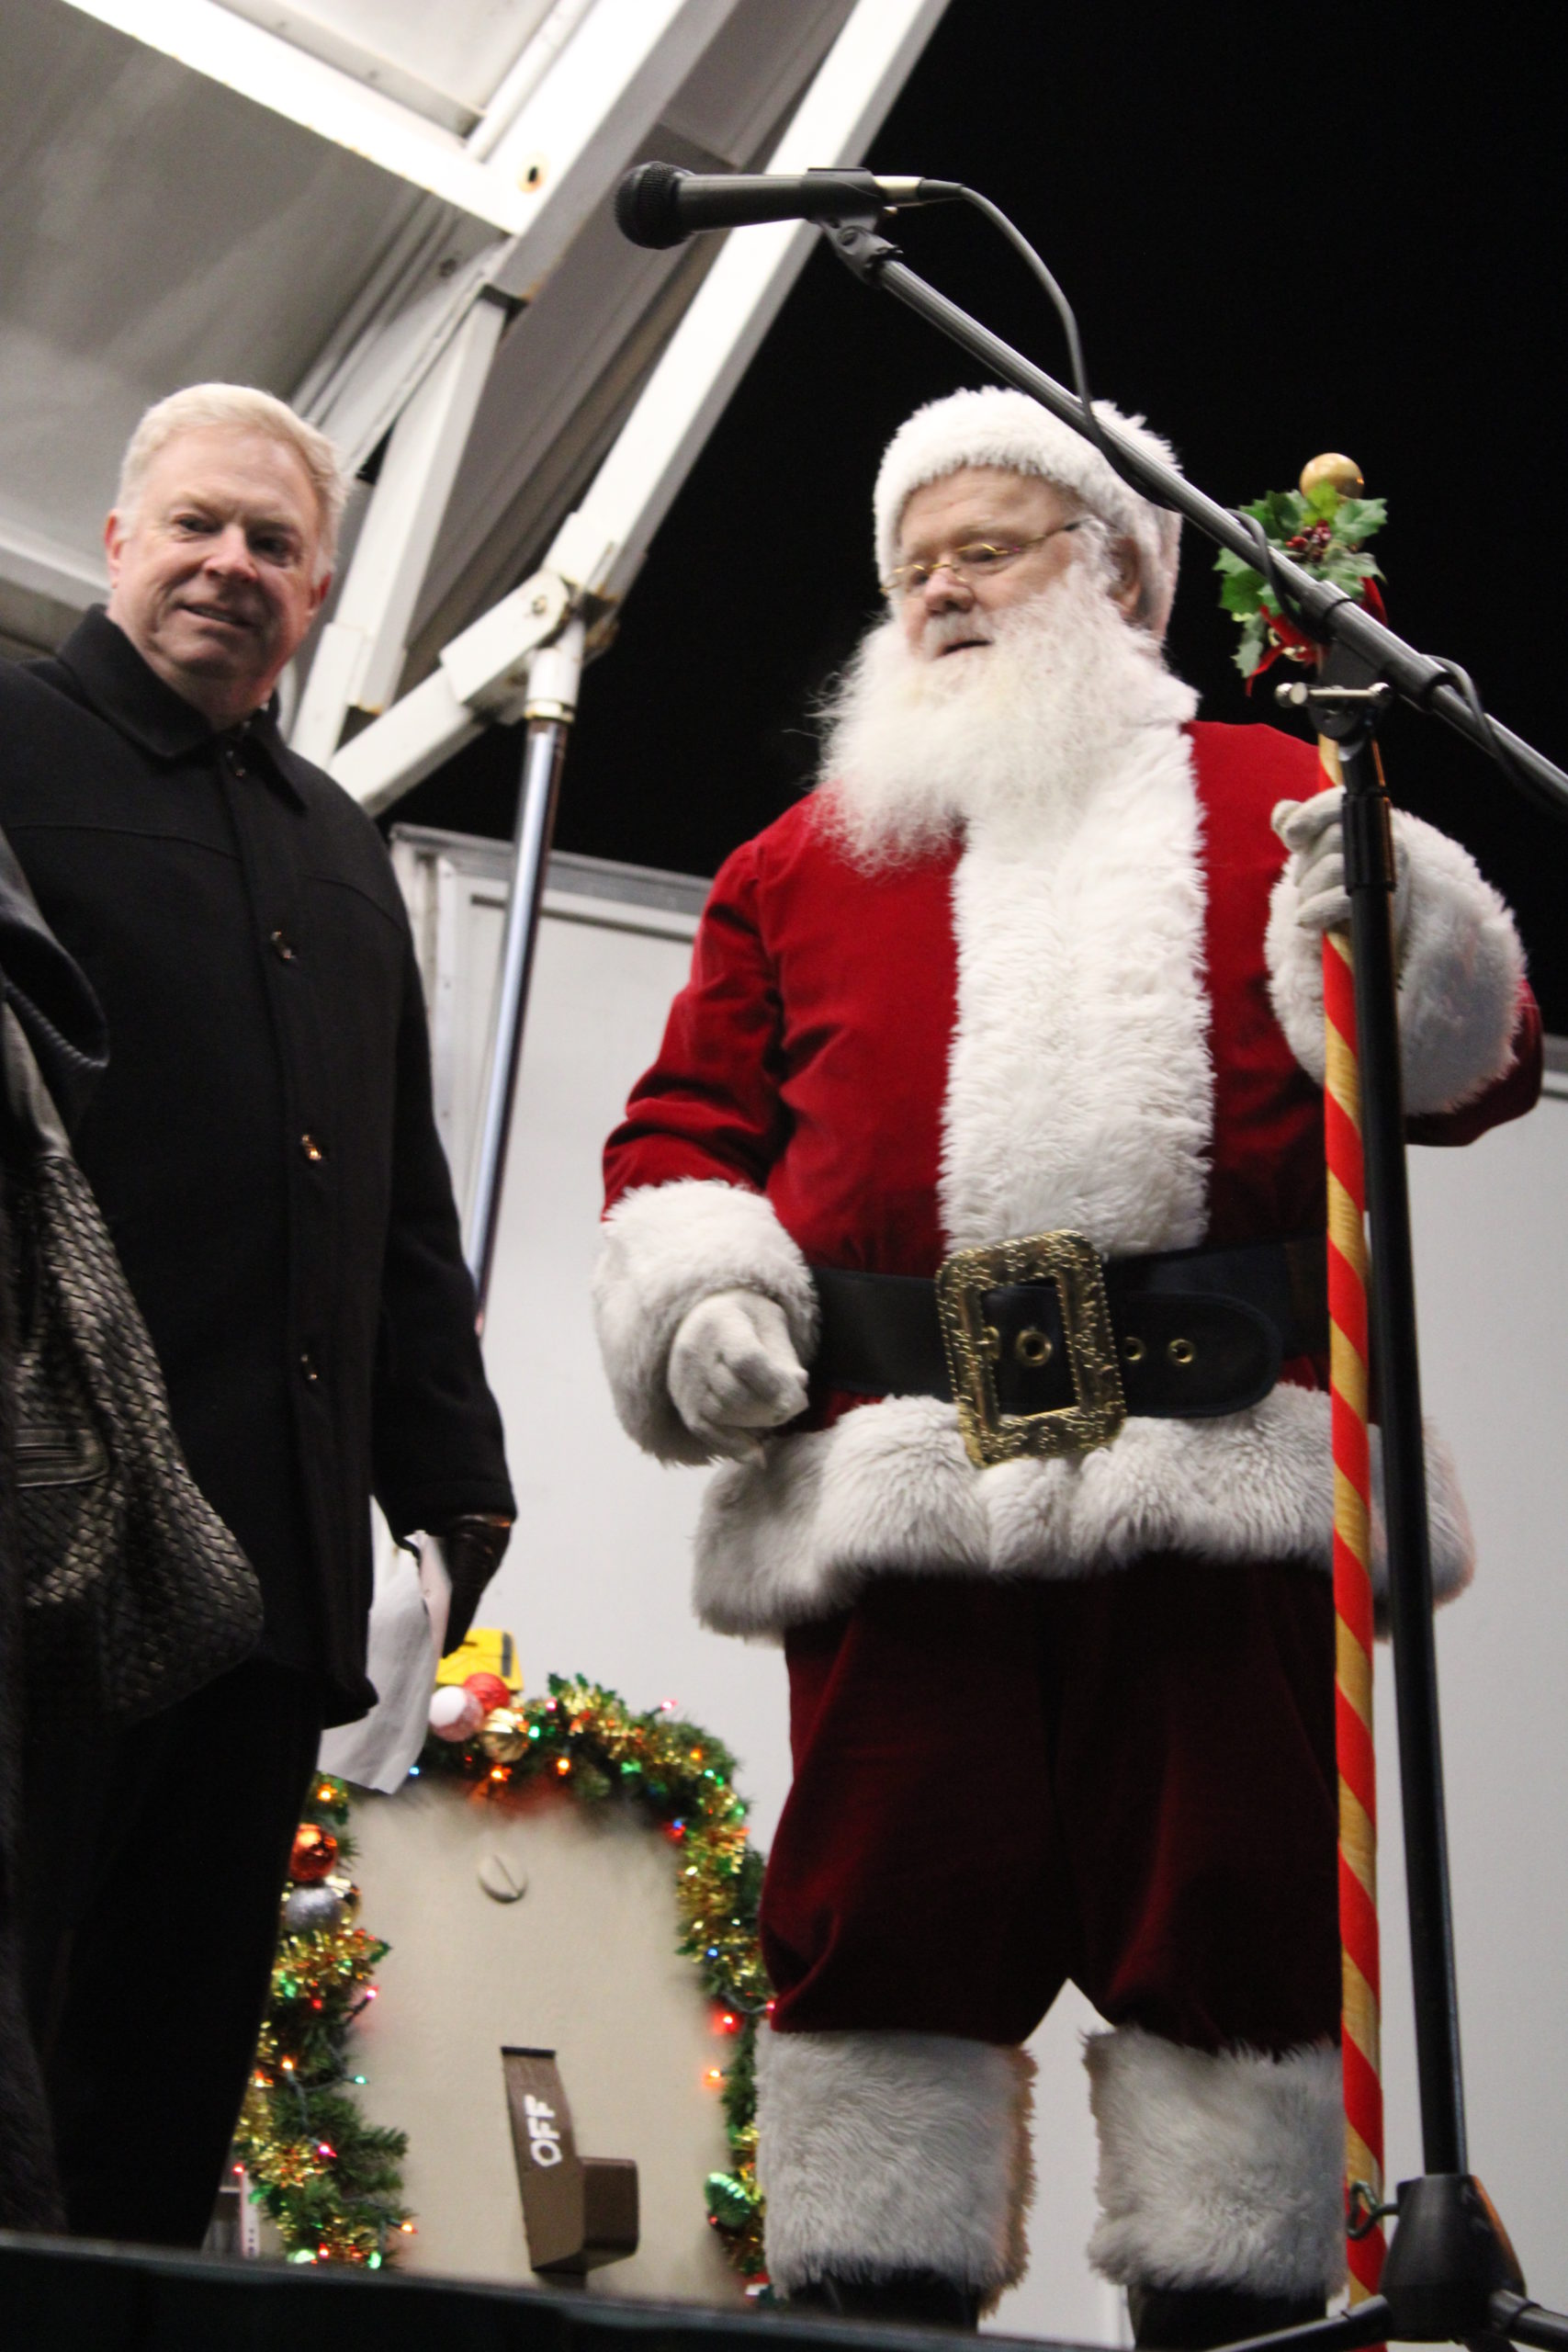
<box><xmin>592</xmin><ymin>1180</ymin><xmax>818</xmax><ymax>1465</ymax></box>
<box><xmin>1267</xmin><ymin>809</ymin><xmax>1525</xmax><ymax>1115</ymax></box>
<box><xmin>940</xmin><ymin>714</ymin><xmax>1210</xmax><ymax>1256</ymax></box>
<box><xmin>691</xmin><ymin>1385</ymin><xmax>1472</xmax><ymax>1637</ymax></box>
<box><xmin>1085</xmin><ymin>2027</ymin><xmax>1344</xmax><ymax>2298</ymax></box>
<box><xmin>757</xmin><ymin>2028</ymin><xmax>1034</xmax><ymax>2299</ymax></box>
<box><xmin>874</xmin><ymin>388</ymin><xmax>1184</xmax><ymax>639</ymax></box>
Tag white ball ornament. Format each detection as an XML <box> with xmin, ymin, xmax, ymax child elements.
<box><xmin>429</xmin><ymin>1684</ymin><xmax>483</xmax><ymax>1741</ymax></box>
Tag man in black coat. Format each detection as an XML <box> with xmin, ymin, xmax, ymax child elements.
<box><xmin>0</xmin><ymin>383</ymin><xmax>514</xmax><ymax>2246</ymax></box>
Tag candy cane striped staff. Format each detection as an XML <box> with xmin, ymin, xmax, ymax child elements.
<box><xmin>1299</xmin><ymin>450</ymin><xmax>1386</xmax><ymax>2305</ymax></box>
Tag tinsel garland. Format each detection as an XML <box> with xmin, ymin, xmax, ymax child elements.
<box><xmin>238</xmin><ymin>1680</ymin><xmax>772</xmax><ymax>2286</ymax></box>
<box><xmin>418</xmin><ymin>1674</ymin><xmax>771</xmax><ymax>2289</ymax></box>
<box><xmin>235</xmin><ymin>1773</ymin><xmax>413</xmax><ymax>2266</ymax></box>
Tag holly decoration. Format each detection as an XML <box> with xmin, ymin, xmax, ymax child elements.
<box><xmin>419</xmin><ymin>1674</ymin><xmax>772</xmax><ymax>2290</ymax></box>
<box><xmin>1215</xmin><ymin>468</ymin><xmax>1386</xmax><ymax>682</ymax></box>
<box><xmin>235</xmin><ymin>1774</ymin><xmax>412</xmax><ymax>2267</ymax></box>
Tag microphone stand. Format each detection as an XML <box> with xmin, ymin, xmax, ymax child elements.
<box><xmin>817</xmin><ymin>205</ymin><xmax>1568</xmax><ymax>2350</ymax></box>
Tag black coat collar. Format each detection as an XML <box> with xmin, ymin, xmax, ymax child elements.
<box><xmin>54</xmin><ymin>608</ymin><xmax>304</xmax><ymax>806</ymax></box>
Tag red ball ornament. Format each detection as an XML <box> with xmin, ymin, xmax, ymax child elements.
<box><xmin>463</xmin><ymin>1672</ymin><xmax>512</xmax><ymax>1719</ymax></box>
<box><xmin>289</xmin><ymin>1824</ymin><xmax>339</xmax><ymax>1884</ymax></box>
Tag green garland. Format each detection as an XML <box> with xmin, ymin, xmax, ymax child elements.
<box><xmin>1215</xmin><ymin>476</ymin><xmax>1386</xmax><ymax>678</ymax></box>
<box><xmin>239</xmin><ymin>1679</ymin><xmax>771</xmax><ymax>2287</ymax></box>
<box><xmin>235</xmin><ymin>1773</ymin><xmax>413</xmax><ymax>2266</ymax></box>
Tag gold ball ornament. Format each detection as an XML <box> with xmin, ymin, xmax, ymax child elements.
<box><xmin>480</xmin><ymin>1708</ymin><xmax>529</xmax><ymax>1763</ymax></box>
<box><xmin>1299</xmin><ymin>452</ymin><xmax>1363</xmax><ymax>501</ymax></box>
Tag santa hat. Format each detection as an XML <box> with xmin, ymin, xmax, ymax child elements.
<box><xmin>874</xmin><ymin>387</ymin><xmax>1183</xmax><ymax>639</ymax></box>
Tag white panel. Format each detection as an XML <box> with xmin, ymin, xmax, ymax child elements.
<box><xmin>1376</xmin><ymin>1097</ymin><xmax>1568</xmax><ymax>2303</ymax></box>
<box><xmin>61</xmin><ymin>0</ymin><xmax>533</xmax><ymax>226</ymax></box>
<box><xmin>218</xmin><ymin>0</ymin><xmax>561</xmax><ymax>120</ymax></box>
<box><xmin>348</xmin><ymin>1773</ymin><xmax>743</xmax><ymax>2299</ymax></box>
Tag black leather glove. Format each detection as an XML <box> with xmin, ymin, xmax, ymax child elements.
<box><xmin>437</xmin><ymin>1514</ymin><xmax>513</xmax><ymax>1655</ymax></box>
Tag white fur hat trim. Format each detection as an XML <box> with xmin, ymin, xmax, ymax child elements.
<box><xmin>874</xmin><ymin>386</ymin><xmax>1184</xmax><ymax>638</ymax></box>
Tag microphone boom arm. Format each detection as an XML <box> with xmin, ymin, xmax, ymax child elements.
<box><xmin>824</xmin><ymin>218</ymin><xmax>1568</xmax><ymax>822</ymax></box>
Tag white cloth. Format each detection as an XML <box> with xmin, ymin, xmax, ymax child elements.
<box><xmin>317</xmin><ymin>1532</ymin><xmax>451</xmax><ymax>1792</ymax></box>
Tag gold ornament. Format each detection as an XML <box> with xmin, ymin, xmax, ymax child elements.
<box><xmin>479</xmin><ymin>1708</ymin><xmax>529</xmax><ymax>1762</ymax></box>
<box><xmin>1299</xmin><ymin>452</ymin><xmax>1363</xmax><ymax>501</ymax></box>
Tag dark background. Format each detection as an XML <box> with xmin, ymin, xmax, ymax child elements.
<box><xmin>400</xmin><ymin>5</ymin><xmax>1567</xmax><ymax>1030</ymax></box>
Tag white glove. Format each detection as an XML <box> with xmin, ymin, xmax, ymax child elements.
<box><xmin>668</xmin><ymin>1288</ymin><xmax>810</xmax><ymax>1464</ymax></box>
<box><xmin>1271</xmin><ymin>784</ymin><xmax>1410</xmax><ymax>944</ymax></box>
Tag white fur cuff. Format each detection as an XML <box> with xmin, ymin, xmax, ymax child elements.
<box><xmin>1085</xmin><ymin>2026</ymin><xmax>1344</xmax><ymax>2298</ymax></box>
<box><xmin>1267</xmin><ymin>809</ymin><xmax>1524</xmax><ymax>1115</ymax></box>
<box><xmin>592</xmin><ymin>1181</ymin><xmax>818</xmax><ymax>1464</ymax></box>
<box><xmin>757</xmin><ymin>2029</ymin><xmax>1034</xmax><ymax>2298</ymax></box>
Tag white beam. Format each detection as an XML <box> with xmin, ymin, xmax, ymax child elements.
<box><xmin>0</xmin><ymin>517</ymin><xmax>107</xmax><ymax>613</ymax></box>
<box><xmin>332</xmin><ymin>570</ymin><xmax>571</xmax><ymax>816</ymax></box>
<box><xmin>331</xmin><ymin>0</ymin><xmax>953</xmax><ymax>812</ymax></box>
<box><xmin>59</xmin><ymin>0</ymin><xmax>532</xmax><ymax>231</ymax></box>
<box><xmin>481</xmin><ymin>0</ymin><xmax>744</xmax><ymax>305</ymax></box>
<box><xmin>567</xmin><ymin>0</ymin><xmax>953</xmax><ymax>608</ymax></box>
<box><xmin>292</xmin><ymin>0</ymin><xmax>746</xmax><ymax>483</ymax></box>
<box><xmin>290</xmin><ymin>297</ymin><xmax>506</xmax><ymax>767</ymax></box>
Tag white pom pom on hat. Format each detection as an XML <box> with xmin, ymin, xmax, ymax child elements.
<box><xmin>874</xmin><ymin>386</ymin><xmax>1184</xmax><ymax>639</ymax></box>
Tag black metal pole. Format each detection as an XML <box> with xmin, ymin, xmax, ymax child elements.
<box><xmin>823</xmin><ymin>223</ymin><xmax>1568</xmax><ymax>824</ymax></box>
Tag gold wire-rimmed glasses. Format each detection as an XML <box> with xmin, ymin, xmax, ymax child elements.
<box><xmin>881</xmin><ymin>519</ymin><xmax>1082</xmax><ymax>600</ymax></box>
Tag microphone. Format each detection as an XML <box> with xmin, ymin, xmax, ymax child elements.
<box><xmin>615</xmin><ymin>163</ymin><xmax>961</xmax><ymax>250</ymax></box>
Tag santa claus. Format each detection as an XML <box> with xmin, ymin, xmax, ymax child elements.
<box><xmin>593</xmin><ymin>389</ymin><xmax>1539</xmax><ymax>2342</ymax></box>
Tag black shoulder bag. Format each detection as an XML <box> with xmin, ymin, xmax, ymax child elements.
<box><xmin>2</xmin><ymin>1004</ymin><xmax>263</xmax><ymax>1724</ymax></box>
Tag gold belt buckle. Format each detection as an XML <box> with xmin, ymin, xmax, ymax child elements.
<box><xmin>935</xmin><ymin>1230</ymin><xmax>1127</xmax><ymax>1470</ymax></box>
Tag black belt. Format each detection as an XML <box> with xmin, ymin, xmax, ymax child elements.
<box><xmin>812</xmin><ymin>1232</ymin><xmax>1325</xmax><ymax>1469</ymax></box>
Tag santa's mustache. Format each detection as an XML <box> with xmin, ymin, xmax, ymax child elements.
<box><xmin>914</xmin><ymin>606</ymin><xmax>997</xmax><ymax>661</ymax></box>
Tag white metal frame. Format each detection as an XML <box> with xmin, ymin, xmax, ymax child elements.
<box><xmin>290</xmin><ymin>296</ymin><xmax>509</xmax><ymax>765</ymax></box>
<box><xmin>330</xmin><ymin>0</ymin><xmax>953</xmax><ymax>814</ymax></box>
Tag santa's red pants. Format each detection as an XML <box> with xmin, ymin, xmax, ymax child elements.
<box><xmin>761</xmin><ymin>1556</ymin><xmax>1339</xmax><ymax>2054</ymax></box>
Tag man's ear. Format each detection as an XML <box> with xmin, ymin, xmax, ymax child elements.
<box><xmin>1109</xmin><ymin>537</ymin><xmax>1143</xmax><ymax>621</ymax></box>
<box><xmin>103</xmin><ymin>509</ymin><xmax>126</xmax><ymax>591</ymax></box>
<box><xmin>307</xmin><ymin>569</ymin><xmax>333</xmax><ymax>624</ymax></box>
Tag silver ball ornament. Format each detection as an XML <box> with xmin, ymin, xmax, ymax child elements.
<box><xmin>285</xmin><ymin>1882</ymin><xmax>345</xmax><ymax>1933</ymax></box>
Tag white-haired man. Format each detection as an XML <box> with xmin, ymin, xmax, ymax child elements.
<box><xmin>595</xmin><ymin>389</ymin><xmax>1540</xmax><ymax>2340</ymax></box>
<box><xmin>0</xmin><ymin>385</ymin><xmax>513</xmax><ymax>2245</ymax></box>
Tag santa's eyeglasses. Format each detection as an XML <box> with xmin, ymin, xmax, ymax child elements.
<box><xmin>882</xmin><ymin>520</ymin><xmax>1082</xmax><ymax>600</ymax></box>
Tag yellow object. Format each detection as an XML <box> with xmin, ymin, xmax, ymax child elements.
<box><xmin>434</xmin><ymin>1628</ymin><xmax>521</xmax><ymax>1690</ymax></box>
<box><xmin>1298</xmin><ymin>450</ymin><xmax>1363</xmax><ymax>501</ymax></box>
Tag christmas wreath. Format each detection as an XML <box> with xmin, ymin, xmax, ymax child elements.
<box><xmin>239</xmin><ymin>1677</ymin><xmax>771</xmax><ymax>2289</ymax></box>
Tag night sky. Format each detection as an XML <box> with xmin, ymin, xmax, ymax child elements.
<box><xmin>400</xmin><ymin>5</ymin><xmax>1568</xmax><ymax>1030</ymax></box>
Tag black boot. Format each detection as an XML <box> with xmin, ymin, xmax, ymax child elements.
<box><xmin>1129</xmin><ymin>2282</ymin><xmax>1326</xmax><ymax>2349</ymax></box>
<box><xmin>786</xmin><ymin>2271</ymin><xmax>981</xmax><ymax>2330</ymax></box>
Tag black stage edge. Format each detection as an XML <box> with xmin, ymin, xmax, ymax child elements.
<box><xmin>0</xmin><ymin>2233</ymin><xmax>1103</xmax><ymax>2352</ymax></box>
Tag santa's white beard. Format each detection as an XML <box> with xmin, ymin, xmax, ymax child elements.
<box><xmin>818</xmin><ymin>566</ymin><xmax>1197</xmax><ymax>865</ymax></box>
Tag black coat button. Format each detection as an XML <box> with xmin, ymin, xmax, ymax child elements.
<box><xmin>299</xmin><ymin>1344</ymin><xmax>320</xmax><ymax>1383</ymax></box>
<box><xmin>301</xmin><ymin>1133</ymin><xmax>323</xmax><ymax>1163</ymax></box>
<box><xmin>270</xmin><ymin>929</ymin><xmax>297</xmax><ymax>962</ymax></box>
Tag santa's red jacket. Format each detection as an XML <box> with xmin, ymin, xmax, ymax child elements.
<box><xmin>597</xmin><ymin>718</ymin><xmax>1539</xmax><ymax>1637</ymax></box>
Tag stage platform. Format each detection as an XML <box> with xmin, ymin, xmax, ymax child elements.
<box><xmin>0</xmin><ymin>2233</ymin><xmax>1101</xmax><ymax>2352</ymax></box>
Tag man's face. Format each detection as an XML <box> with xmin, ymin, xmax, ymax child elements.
<box><xmin>104</xmin><ymin>426</ymin><xmax>331</xmax><ymax>727</ymax></box>
<box><xmin>894</xmin><ymin>466</ymin><xmax>1136</xmax><ymax>660</ymax></box>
